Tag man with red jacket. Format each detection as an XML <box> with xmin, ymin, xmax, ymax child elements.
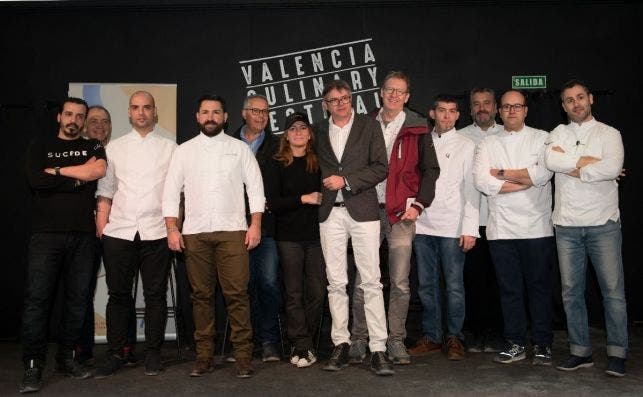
<box><xmin>350</xmin><ymin>71</ymin><xmax>440</xmax><ymax>365</ymax></box>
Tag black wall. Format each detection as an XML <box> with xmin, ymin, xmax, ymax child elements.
<box><xmin>1</xmin><ymin>1</ymin><xmax>641</xmax><ymax>338</ymax></box>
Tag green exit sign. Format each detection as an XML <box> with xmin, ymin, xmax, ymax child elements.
<box><xmin>512</xmin><ymin>75</ymin><xmax>547</xmax><ymax>89</ymax></box>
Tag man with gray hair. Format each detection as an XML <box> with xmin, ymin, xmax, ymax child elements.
<box><xmin>349</xmin><ymin>71</ymin><xmax>439</xmax><ymax>365</ymax></box>
<box><xmin>229</xmin><ymin>94</ymin><xmax>282</xmax><ymax>362</ymax></box>
<box><xmin>314</xmin><ymin>79</ymin><xmax>393</xmax><ymax>376</ymax></box>
<box><xmin>458</xmin><ymin>88</ymin><xmax>505</xmax><ymax>353</ymax></box>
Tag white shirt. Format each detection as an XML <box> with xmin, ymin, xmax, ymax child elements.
<box><xmin>545</xmin><ymin>118</ymin><xmax>623</xmax><ymax>226</ymax></box>
<box><xmin>375</xmin><ymin>109</ymin><xmax>406</xmax><ymax>204</ymax></box>
<box><xmin>458</xmin><ymin>122</ymin><xmax>502</xmax><ymax>227</ymax></box>
<box><xmin>162</xmin><ymin>132</ymin><xmax>265</xmax><ymax>235</ymax></box>
<box><xmin>328</xmin><ymin>111</ymin><xmax>355</xmax><ymax>203</ymax></box>
<box><xmin>473</xmin><ymin>125</ymin><xmax>553</xmax><ymax>240</ymax></box>
<box><xmin>97</xmin><ymin>129</ymin><xmax>177</xmax><ymax>241</ymax></box>
<box><xmin>416</xmin><ymin>128</ymin><xmax>480</xmax><ymax>238</ymax></box>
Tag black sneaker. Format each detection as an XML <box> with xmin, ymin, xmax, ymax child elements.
<box><xmin>532</xmin><ymin>345</ymin><xmax>552</xmax><ymax>366</ymax></box>
<box><xmin>323</xmin><ymin>343</ymin><xmax>350</xmax><ymax>371</ymax></box>
<box><xmin>144</xmin><ymin>352</ymin><xmax>163</xmax><ymax>376</ymax></box>
<box><xmin>55</xmin><ymin>358</ymin><xmax>91</xmax><ymax>379</ymax></box>
<box><xmin>348</xmin><ymin>339</ymin><xmax>367</xmax><ymax>364</ymax></box>
<box><xmin>261</xmin><ymin>343</ymin><xmax>280</xmax><ymax>362</ymax></box>
<box><xmin>556</xmin><ymin>355</ymin><xmax>593</xmax><ymax>371</ymax></box>
<box><xmin>19</xmin><ymin>360</ymin><xmax>42</xmax><ymax>394</ymax></box>
<box><xmin>605</xmin><ymin>356</ymin><xmax>626</xmax><ymax>377</ymax></box>
<box><xmin>467</xmin><ymin>334</ymin><xmax>485</xmax><ymax>353</ymax></box>
<box><xmin>370</xmin><ymin>351</ymin><xmax>394</xmax><ymax>376</ymax></box>
<box><xmin>94</xmin><ymin>354</ymin><xmax>124</xmax><ymax>379</ymax></box>
<box><xmin>493</xmin><ymin>343</ymin><xmax>526</xmax><ymax>364</ymax></box>
<box><xmin>123</xmin><ymin>347</ymin><xmax>139</xmax><ymax>367</ymax></box>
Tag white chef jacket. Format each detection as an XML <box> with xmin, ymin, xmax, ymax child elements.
<box><xmin>473</xmin><ymin>125</ymin><xmax>553</xmax><ymax>240</ymax></box>
<box><xmin>162</xmin><ymin>132</ymin><xmax>265</xmax><ymax>234</ymax></box>
<box><xmin>458</xmin><ymin>122</ymin><xmax>502</xmax><ymax>227</ymax></box>
<box><xmin>97</xmin><ymin>129</ymin><xmax>177</xmax><ymax>241</ymax></box>
<box><xmin>416</xmin><ymin>128</ymin><xmax>480</xmax><ymax>238</ymax></box>
<box><xmin>544</xmin><ymin>118</ymin><xmax>623</xmax><ymax>226</ymax></box>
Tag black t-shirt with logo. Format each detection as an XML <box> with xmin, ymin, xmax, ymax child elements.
<box><xmin>25</xmin><ymin>136</ymin><xmax>106</xmax><ymax>233</ymax></box>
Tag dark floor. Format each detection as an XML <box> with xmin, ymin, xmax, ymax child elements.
<box><xmin>2</xmin><ymin>326</ymin><xmax>642</xmax><ymax>397</ymax></box>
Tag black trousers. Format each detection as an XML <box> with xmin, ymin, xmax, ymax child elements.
<box><xmin>278</xmin><ymin>240</ymin><xmax>326</xmax><ymax>352</ymax></box>
<box><xmin>77</xmin><ymin>238</ymin><xmax>137</xmax><ymax>360</ymax></box>
<box><xmin>22</xmin><ymin>232</ymin><xmax>95</xmax><ymax>366</ymax></box>
<box><xmin>463</xmin><ymin>227</ymin><xmax>503</xmax><ymax>336</ymax></box>
<box><xmin>103</xmin><ymin>234</ymin><xmax>170</xmax><ymax>355</ymax></box>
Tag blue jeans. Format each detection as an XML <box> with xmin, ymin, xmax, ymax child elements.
<box><xmin>22</xmin><ymin>232</ymin><xmax>95</xmax><ymax>365</ymax></box>
<box><xmin>248</xmin><ymin>236</ymin><xmax>281</xmax><ymax>345</ymax></box>
<box><xmin>413</xmin><ymin>235</ymin><xmax>466</xmax><ymax>342</ymax></box>
<box><xmin>489</xmin><ymin>237</ymin><xmax>554</xmax><ymax>347</ymax></box>
<box><xmin>556</xmin><ymin>220</ymin><xmax>628</xmax><ymax>358</ymax></box>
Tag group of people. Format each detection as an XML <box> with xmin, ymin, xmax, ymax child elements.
<box><xmin>19</xmin><ymin>72</ymin><xmax>628</xmax><ymax>393</ymax></box>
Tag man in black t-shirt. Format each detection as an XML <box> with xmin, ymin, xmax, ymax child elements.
<box><xmin>20</xmin><ymin>97</ymin><xmax>107</xmax><ymax>394</ymax></box>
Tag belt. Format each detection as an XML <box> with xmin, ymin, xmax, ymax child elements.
<box><xmin>379</xmin><ymin>203</ymin><xmax>386</xmax><ymax>209</ymax></box>
<box><xmin>333</xmin><ymin>202</ymin><xmax>347</xmax><ymax>207</ymax></box>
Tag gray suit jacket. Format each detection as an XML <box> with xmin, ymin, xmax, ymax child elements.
<box><xmin>314</xmin><ymin>113</ymin><xmax>388</xmax><ymax>222</ymax></box>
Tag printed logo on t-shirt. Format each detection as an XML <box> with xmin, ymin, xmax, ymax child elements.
<box><xmin>48</xmin><ymin>150</ymin><xmax>88</xmax><ymax>158</ymax></box>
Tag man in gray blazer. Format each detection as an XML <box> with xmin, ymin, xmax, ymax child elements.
<box><xmin>314</xmin><ymin>79</ymin><xmax>392</xmax><ymax>376</ymax></box>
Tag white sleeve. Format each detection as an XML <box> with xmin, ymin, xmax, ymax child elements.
<box><xmin>473</xmin><ymin>139</ymin><xmax>504</xmax><ymax>196</ymax></box>
<box><xmin>544</xmin><ymin>125</ymin><xmax>581</xmax><ymax>173</ymax></box>
<box><xmin>96</xmin><ymin>145</ymin><xmax>116</xmax><ymax>199</ymax></box>
<box><xmin>162</xmin><ymin>147</ymin><xmax>184</xmax><ymax>218</ymax></box>
<box><xmin>461</xmin><ymin>142</ymin><xmax>480</xmax><ymax>237</ymax></box>
<box><xmin>526</xmin><ymin>131</ymin><xmax>554</xmax><ymax>187</ymax></box>
<box><xmin>580</xmin><ymin>128</ymin><xmax>624</xmax><ymax>182</ymax></box>
<box><xmin>241</xmin><ymin>145</ymin><xmax>265</xmax><ymax>214</ymax></box>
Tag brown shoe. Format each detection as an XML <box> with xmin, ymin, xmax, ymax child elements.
<box><xmin>234</xmin><ymin>357</ymin><xmax>254</xmax><ymax>378</ymax></box>
<box><xmin>408</xmin><ymin>336</ymin><xmax>442</xmax><ymax>357</ymax></box>
<box><xmin>190</xmin><ymin>359</ymin><xmax>214</xmax><ymax>377</ymax></box>
<box><xmin>447</xmin><ymin>337</ymin><xmax>465</xmax><ymax>361</ymax></box>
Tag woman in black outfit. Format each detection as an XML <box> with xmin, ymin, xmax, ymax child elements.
<box><xmin>264</xmin><ymin>112</ymin><xmax>326</xmax><ymax>368</ymax></box>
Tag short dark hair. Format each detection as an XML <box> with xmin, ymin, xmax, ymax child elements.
<box><xmin>196</xmin><ymin>94</ymin><xmax>226</xmax><ymax>113</ymax></box>
<box><xmin>322</xmin><ymin>79</ymin><xmax>351</xmax><ymax>98</ymax></box>
<box><xmin>432</xmin><ymin>94</ymin><xmax>459</xmax><ymax>111</ymax></box>
<box><xmin>469</xmin><ymin>87</ymin><xmax>495</xmax><ymax>103</ymax></box>
<box><xmin>560</xmin><ymin>79</ymin><xmax>590</xmax><ymax>100</ymax></box>
<box><xmin>382</xmin><ymin>71</ymin><xmax>411</xmax><ymax>92</ymax></box>
<box><xmin>59</xmin><ymin>97</ymin><xmax>88</xmax><ymax>115</ymax></box>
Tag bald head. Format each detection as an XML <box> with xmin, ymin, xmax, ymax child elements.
<box><xmin>499</xmin><ymin>90</ymin><xmax>528</xmax><ymax>132</ymax></box>
<box><xmin>128</xmin><ymin>91</ymin><xmax>157</xmax><ymax>135</ymax></box>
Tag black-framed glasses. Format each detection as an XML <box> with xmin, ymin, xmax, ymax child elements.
<box><xmin>382</xmin><ymin>87</ymin><xmax>408</xmax><ymax>96</ymax></box>
<box><xmin>324</xmin><ymin>95</ymin><xmax>352</xmax><ymax>106</ymax></box>
<box><xmin>244</xmin><ymin>108</ymin><xmax>269</xmax><ymax>116</ymax></box>
<box><xmin>500</xmin><ymin>104</ymin><xmax>526</xmax><ymax>112</ymax></box>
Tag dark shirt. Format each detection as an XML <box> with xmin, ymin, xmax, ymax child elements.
<box><xmin>229</xmin><ymin>126</ymin><xmax>279</xmax><ymax>237</ymax></box>
<box><xmin>264</xmin><ymin>156</ymin><xmax>321</xmax><ymax>241</ymax></box>
<box><xmin>25</xmin><ymin>136</ymin><xmax>106</xmax><ymax>233</ymax></box>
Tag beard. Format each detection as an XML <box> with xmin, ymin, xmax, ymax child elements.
<box><xmin>474</xmin><ymin>111</ymin><xmax>493</xmax><ymax>127</ymax></box>
<box><xmin>199</xmin><ymin>120</ymin><xmax>224</xmax><ymax>137</ymax></box>
<box><xmin>62</xmin><ymin>122</ymin><xmax>81</xmax><ymax>139</ymax></box>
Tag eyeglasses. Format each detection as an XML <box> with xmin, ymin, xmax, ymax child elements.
<box><xmin>382</xmin><ymin>87</ymin><xmax>408</xmax><ymax>96</ymax></box>
<box><xmin>500</xmin><ymin>104</ymin><xmax>526</xmax><ymax>112</ymax></box>
<box><xmin>324</xmin><ymin>95</ymin><xmax>352</xmax><ymax>106</ymax></box>
<box><xmin>244</xmin><ymin>108</ymin><xmax>269</xmax><ymax>116</ymax></box>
